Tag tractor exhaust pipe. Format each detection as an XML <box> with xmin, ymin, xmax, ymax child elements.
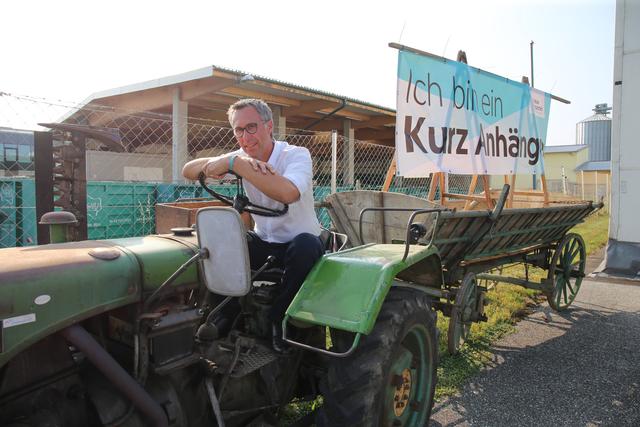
<box><xmin>60</xmin><ymin>324</ymin><xmax>169</xmax><ymax>427</ymax></box>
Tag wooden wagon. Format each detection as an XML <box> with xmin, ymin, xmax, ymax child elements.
<box><xmin>323</xmin><ymin>185</ymin><xmax>603</xmax><ymax>354</ymax></box>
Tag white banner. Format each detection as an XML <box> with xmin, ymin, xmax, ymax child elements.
<box><xmin>395</xmin><ymin>49</ymin><xmax>551</xmax><ymax>176</ymax></box>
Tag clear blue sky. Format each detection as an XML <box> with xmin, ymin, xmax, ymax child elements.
<box><xmin>1</xmin><ymin>0</ymin><xmax>615</xmax><ymax>146</ymax></box>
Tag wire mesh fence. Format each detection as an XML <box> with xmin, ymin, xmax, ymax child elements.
<box><xmin>0</xmin><ymin>92</ymin><xmax>401</xmax><ymax>247</ymax></box>
<box><xmin>2</xmin><ymin>91</ymin><xmax>601</xmax><ymax>248</ymax></box>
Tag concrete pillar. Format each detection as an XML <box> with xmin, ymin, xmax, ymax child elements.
<box><xmin>270</xmin><ymin>105</ymin><xmax>286</xmax><ymax>140</ymax></box>
<box><xmin>342</xmin><ymin>119</ymin><xmax>355</xmax><ymax>186</ymax></box>
<box><xmin>172</xmin><ymin>88</ymin><xmax>188</xmax><ymax>183</ymax></box>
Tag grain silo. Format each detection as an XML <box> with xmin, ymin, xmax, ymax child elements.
<box><xmin>576</xmin><ymin>103</ymin><xmax>611</xmax><ymax>161</ymax></box>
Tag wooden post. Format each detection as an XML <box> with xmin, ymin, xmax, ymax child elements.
<box><xmin>439</xmin><ymin>173</ymin><xmax>446</xmax><ymax>205</ymax></box>
<box><xmin>541</xmin><ymin>175</ymin><xmax>549</xmax><ymax>206</ymax></box>
<box><xmin>481</xmin><ymin>175</ymin><xmax>494</xmax><ymax>209</ymax></box>
<box><xmin>427</xmin><ymin>172</ymin><xmax>440</xmax><ymax>203</ymax></box>
<box><xmin>464</xmin><ymin>175</ymin><xmax>479</xmax><ymax>210</ymax></box>
<box><xmin>382</xmin><ymin>157</ymin><xmax>396</xmax><ymax>192</ymax></box>
<box><xmin>508</xmin><ymin>175</ymin><xmax>516</xmax><ymax>208</ymax></box>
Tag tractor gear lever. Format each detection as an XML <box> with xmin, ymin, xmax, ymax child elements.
<box><xmin>251</xmin><ymin>255</ymin><xmax>277</xmax><ymax>281</ymax></box>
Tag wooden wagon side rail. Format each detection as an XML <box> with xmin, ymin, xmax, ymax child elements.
<box><xmin>434</xmin><ymin>201</ymin><xmax>601</xmax><ymax>270</ymax></box>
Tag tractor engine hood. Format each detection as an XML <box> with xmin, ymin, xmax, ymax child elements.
<box><xmin>0</xmin><ymin>234</ymin><xmax>200</xmax><ymax>368</ymax></box>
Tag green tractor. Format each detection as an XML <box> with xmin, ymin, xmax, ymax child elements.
<box><xmin>0</xmin><ymin>179</ymin><xmax>440</xmax><ymax>426</ymax></box>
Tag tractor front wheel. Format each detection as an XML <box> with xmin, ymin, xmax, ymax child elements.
<box><xmin>317</xmin><ymin>287</ymin><xmax>438</xmax><ymax>427</ymax></box>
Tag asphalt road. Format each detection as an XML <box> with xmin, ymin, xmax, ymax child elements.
<box><xmin>430</xmin><ymin>269</ymin><xmax>640</xmax><ymax>426</ymax></box>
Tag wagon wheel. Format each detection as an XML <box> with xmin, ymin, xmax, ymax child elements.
<box><xmin>546</xmin><ymin>233</ymin><xmax>586</xmax><ymax>311</ymax></box>
<box><xmin>447</xmin><ymin>272</ymin><xmax>478</xmax><ymax>355</ymax></box>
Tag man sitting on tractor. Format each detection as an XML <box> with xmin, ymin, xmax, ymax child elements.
<box><xmin>182</xmin><ymin>98</ymin><xmax>324</xmax><ymax>352</ymax></box>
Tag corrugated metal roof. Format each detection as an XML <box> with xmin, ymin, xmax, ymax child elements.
<box><xmin>0</xmin><ymin>127</ymin><xmax>33</xmax><ymax>145</ymax></box>
<box><xmin>84</xmin><ymin>65</ymin><xmax>395</xmax><ymax>113</ymax></box>
<box><xmin>580</xmin><ymin>113</ymin><xmax>611</xmax><ymax>122</ymax></box>
<box><xmin>575</xmin><ymin>160</ymin><xmax>611</xmax><ymax>171</ymax></box>
<box><xmin>545</xmin><ymin>144</ymin><xmax>588</xmax><ymax>153</ymax></box>
<box><xmin>212</xmin><ymin>65</ymin><xmax>395</xmax><ymax>112</ymax></box>
<box><xmin>580</xmin><ymin>103</ymin><xmax>612</xmax><ymax>123</ymax></box>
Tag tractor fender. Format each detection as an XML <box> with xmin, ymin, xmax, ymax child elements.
<box><xmin>285</xmin><ymin>243</ymin><xmax>442</xmax><ymax>335</ymax></box>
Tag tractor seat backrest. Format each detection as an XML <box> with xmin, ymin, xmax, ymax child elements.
<box><xmin>320</xmin><ymin>228</ymin><xmax>348</xmax><ymax>253</ymax></box>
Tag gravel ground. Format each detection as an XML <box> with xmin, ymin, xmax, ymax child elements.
<box><xmin>430</xmin><ymin>263</ymin><xmax>640</xmax><ymax>426</ymax></box>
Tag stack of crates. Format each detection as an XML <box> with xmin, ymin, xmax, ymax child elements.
<box><xmin>87</xmin><ymin>182</ymin><xmax>157</xmax><ymax>240</ymax></box>
<box><xmin>0</xmin><ymin>178</ymin><xmax>37</xmax><ymax>248</ymax></box>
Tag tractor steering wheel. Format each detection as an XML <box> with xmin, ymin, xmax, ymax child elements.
<box><xmin>198</xmin><ymin>172</ymin><xmax>288</xmax><ymax>217</ymax></box>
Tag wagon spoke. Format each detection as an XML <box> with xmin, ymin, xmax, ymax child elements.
<box><xmin>564</xmin><ymin>239</ymin><xmax>576</xmax><ymax>265</ymax></box>
<box><xmin>566</xmin><ymin>280</ymin><xmax>575</xmax><ymax>296</ymax></box>
<box><xmin>570</xmin><ymin>244</ymin><xmax>582</xmax><ymax>261</ymax></box>
<box><xmin>562</xmin><ymin>281</ymin><xmax>568</xmax><ymax>304</ymax></box>
<box><xmin>562</xmin><ymin>241</ymin><xmax>571</xmax><ymax>261</ymax></box>
<box><xmin>569</xmin><ymin>238</ymin><xmax>578</xmax><ymax>258</ymax></box>
<box><xmin>555</xmin><ymin>280</ymin><xmax>564</xmax><ymax>306</ymax></box>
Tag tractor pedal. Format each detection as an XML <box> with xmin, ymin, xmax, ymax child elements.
<box><xmin>230</xmin><ymin>343</ymin><xmax>279</xmax><ymax>378</ymax></box>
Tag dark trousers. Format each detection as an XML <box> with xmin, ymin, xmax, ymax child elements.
<box><xmin>247</xmin><ymin>232</ymin><xmax>324</xmax><ymax>323</ymax></box>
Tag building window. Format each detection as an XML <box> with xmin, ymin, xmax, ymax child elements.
<box><xmin>18</xmin><ymin>144</ymin><xmax>32</xmax><ymax>162</ymax></box>
<box><xmin>4</xmin><ymin>145</ymin><xmax>17</xmax><ymax>162</ymax></box>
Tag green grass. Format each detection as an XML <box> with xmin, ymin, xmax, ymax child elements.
<box><xmin>571</xmin><ymin>208</ymin><xmax>609</xmax><ymax>254</ymax></box>
<box><xmin>434</xmin><ymin>208</ymin><xmax>609</xmax><ymax>400</ymax></box>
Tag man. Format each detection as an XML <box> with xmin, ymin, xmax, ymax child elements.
<box><xmin>182</xmin><ymin>98</ymin><xmax>324</xmax><ymax>352</ymax></box>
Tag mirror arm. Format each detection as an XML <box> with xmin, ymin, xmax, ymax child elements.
<box><xmin>142</xmin><ymin>251</ymin><xmax>202</xmax><ymax>312</ymax></box>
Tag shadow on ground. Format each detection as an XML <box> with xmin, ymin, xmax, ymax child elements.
<box><xmin>430</xmin><ymin>282</ymin><xmax>640</xmax><ymax>427</ymax></box>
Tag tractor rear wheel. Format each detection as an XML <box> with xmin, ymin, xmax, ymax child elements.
<box><xmin>317</xmin><ymin>287</ymin><xmax>438</xmax><ymax>427</ymax></box>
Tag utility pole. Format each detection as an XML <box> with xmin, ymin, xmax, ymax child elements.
<box><xmin>530</xmin><ymin>41</ymin><xmax>535</xmax><ymax>88</ymax></box>
<box><xmin>530</xmin><ymin>40</ymin><xmax>536</xmax><ymax>189</ymax></box>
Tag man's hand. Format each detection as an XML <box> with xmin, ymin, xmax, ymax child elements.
<box><xmin>203</xmin><ymin>157</ymin><xmax>232</xmax><ymax>179</ymax></box>
<box><xmin>203</xmin><ymin>156</ymin><xmax>275</xmax><ymax>179</ymax></box>
<box><xmin>246</xmin><ymin>158</ymin><xmax>276</xmax><ymax>175</ymax></box>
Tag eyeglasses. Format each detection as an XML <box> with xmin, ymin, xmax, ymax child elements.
<box><xmin>233</xmin><ymin>121</ymin><xmax>263</xmax><ymax>138</ymax></box>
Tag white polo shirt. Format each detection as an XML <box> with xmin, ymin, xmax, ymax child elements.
<box><xmin>231</xmin><ymin>140</ymin><xmax>322</xmax><ymax>243</ymax></box>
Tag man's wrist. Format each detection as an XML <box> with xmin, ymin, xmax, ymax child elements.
<box><xmin>228</xmin><ymin>155</ymin><xmax>237</xmax><ymax>173</ymax></box>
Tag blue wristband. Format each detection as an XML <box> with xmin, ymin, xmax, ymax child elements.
<box><xmin>228</xmin><ymin>155</ymin><xmax>237</xmax><ymax>173</ymax></box>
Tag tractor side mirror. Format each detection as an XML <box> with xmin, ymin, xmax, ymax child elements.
<box><xmin>196</xmin><ymin>207</ymin><xmax>251</xmax><ymax>296</ymax></box>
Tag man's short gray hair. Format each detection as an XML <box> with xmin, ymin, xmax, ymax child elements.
<box><xmin>227</xmin><ymin>99</ymin><xmax>273</xmax><ymax>124</ymax></box>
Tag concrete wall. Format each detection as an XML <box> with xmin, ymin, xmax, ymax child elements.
<box><xmin>488</xmin><ymin>148</ymin><xmax>589</xmax><ymax>191</ymax></box>
<box><xmin>87</xmin><ymin>151</ymin><xmax>172</xmax><ymax>182</ymax></box>
<box><xmin>543</xmin><ymin>149</ymin><xmax>589</xmax><ymax>182</ymax></box>
<box><xmin>610</xmin><ymin>0</ymin><xmax>640</xmax><ymax>243</ymax></box>
<box><xmin>605</xmin><ymin>0</ymin><xmax>640</xmax><ymax>276</ymax></box>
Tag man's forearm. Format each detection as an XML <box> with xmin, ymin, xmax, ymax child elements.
<box><xmin>183</xmin><ymin>155</ymin><xmax>300</xmax><ymax>204</ymax></box>
<box><xmin>182</xmin><ymin>157</ymin><xmax>214</xmax><ymax>180</ymax></box>
<box><xmin>233</xmin><ymin>158</ymin><xmax>300</xmax><ymax>204</ymax></box>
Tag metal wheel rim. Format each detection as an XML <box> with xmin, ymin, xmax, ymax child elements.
<box><xmin>383</xmin><ymin>325</ymin><xmax>432</xmax><ymax>426</ymax></box>
<box><xmin>548</xmin><ymin>233</ymin><xmax>586</xmax><ymax>311</ymax></box>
